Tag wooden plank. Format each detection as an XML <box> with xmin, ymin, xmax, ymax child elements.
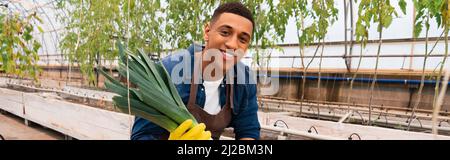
<box><xmin>260</xmin><ymin>99</ymin><xmax>450</xmax><ymax>133</ymax></box>
<box><xmin>0</xmin><ymin>88</ymin><xmax>24</xmax><ymax>117</ymax></box>
<box><xmin>0</xmin><ymin>88</ymin><xmax>132</xmax><ymax>140</ymax></box>
<box><xmin>259</xmin><ymin>98</ymin><xmax>450</xmax><ymax>120</ymax></box>
<box><xmin>0</xmin><ymin>113</ymin><xmax>63</xmax><ymax>140</ymax></box>
<box><xmin>258</xmin><ymin>112</ymin><xmax>450</xmax><ymax>140</ymax></box>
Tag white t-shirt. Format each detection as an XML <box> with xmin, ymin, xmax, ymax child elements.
<box><xmin>202</xmin><ymin>78</ymin><xmax>224</xmax><ymax>115</ymax></box>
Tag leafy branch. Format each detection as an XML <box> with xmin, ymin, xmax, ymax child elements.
<box><xmin>0</xmin><ymin>11</ymin><xmax>43</xmax><ymax>81</ymax></box>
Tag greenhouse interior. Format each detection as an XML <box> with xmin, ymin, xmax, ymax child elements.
<box><xmin>1</xmin><ymin>0</ymin><xmax>450</xmax><ymax>140</ymax></box>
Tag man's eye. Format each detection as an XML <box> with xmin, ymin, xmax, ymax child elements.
<box><xmin>220</xmin><ymin>31</ymin><xmax>230</xmax><ymax>36</ymax></box>
<box><xmin>240</xmin><ymin>37</ymin><xmax>248</xmax><ymax>43</ymax></box>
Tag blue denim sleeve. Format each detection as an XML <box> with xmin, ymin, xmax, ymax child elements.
<box><xmin>231</xmin><ymin>84</ymin><xmax>261</xmax><ymax>140</ymax></box>
<box><xmin>131</xmin><ymin>117</ymin><xmax>168</xmax><ymax>140</ymax></box>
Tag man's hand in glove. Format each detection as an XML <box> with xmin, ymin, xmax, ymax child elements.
<box><xmin>169</xmin><ymin>119</ymin><xmax>211</xmax><ymax>140</ymax></box>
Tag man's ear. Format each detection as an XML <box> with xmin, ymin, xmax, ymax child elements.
<box><xmin>203</xmin><ymin>23</ymin><xmax>211</xmax><ymax>42</ymax></box>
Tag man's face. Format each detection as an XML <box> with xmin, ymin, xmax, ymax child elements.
<box><xmin>203</xmin><ymin>12</ymin><xmax>253</xmax><ymax>75</ymax></box>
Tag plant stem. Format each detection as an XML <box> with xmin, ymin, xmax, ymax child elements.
<box><xmin>317</xmin><ymin>40</ymin><xmax>325</xmax><ymax>119</ymax></box>
<box><xmin>432</xmin><ymin>20</ymin><xmax>449</xmax><ymax>135</ymax></box>
<box><xmin>301</xmin><ymin>42</ymin><xmax>322</xmax><ymax>101</ymax></box>
<box><xmin>347</xmin><ymin>44</ymin><xmax>364</xmax><ymax>104</ymax></box>
<box><xmin>367</xmin><ymin>8</ymin><xmax>384</xmax><ymax>125</ymax></box>
<box><xmin>408</xmin><ymin>14</ymin><xmax>430</xmax><ymax>130</ymax></box>
<box><xmin>295</xmin><ymin>11</ymin><xmax>305</xmax><ymax>69</ymax></box>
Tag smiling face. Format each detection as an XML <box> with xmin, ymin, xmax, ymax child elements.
<box><xmin>202</xmin><ymin>12</ymin><xmax>253</xmax><ymax>79</ymax></box>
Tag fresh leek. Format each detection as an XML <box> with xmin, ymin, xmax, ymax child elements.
<box><xmin>100</xmin><ymin>42</ymin><xmax>197</xmax><ymax>132</ymax></box>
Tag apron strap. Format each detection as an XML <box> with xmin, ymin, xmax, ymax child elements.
<box><xmin>229</xmin><ymin>84</ymin><xmax>234</xmax><ymax>110</ymax></box>
<box><xmin>188</xmin><ymin>83</ymin><xmax>198</xmax><ymax>106</ymax></box>
<box><xmin>188</xmin><ymin>52</ymin><xmax>203</xmax><ymax>106</ymax></box>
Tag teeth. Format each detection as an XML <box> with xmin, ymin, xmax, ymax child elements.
<box><xmin>221</xmin><ymin>51</ymin><xmax>233</xmax><ymax>58</ymax></box>
<box><xmin>221</xmin><ymin>50</ymin><xmax>233</xmax><ymax>57</ymax></box>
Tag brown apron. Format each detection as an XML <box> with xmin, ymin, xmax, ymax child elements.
<box><xmin>186</xmin><ymin>51</ymin><xmax>234</xmax><ymax>139</ymax></box>
<box><xmin>186</xmin><ymin>79</ymin><xmax>233</xmax><ymax>140</ymax></box>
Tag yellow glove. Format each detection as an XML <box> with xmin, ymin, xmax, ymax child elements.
<box><xmin>169</xmin><ymin>119</ymin><xmax>211</xmax><ymax>140</ymax></box>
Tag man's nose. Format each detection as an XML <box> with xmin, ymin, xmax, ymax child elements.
<box><xmin>225</xmin><ymin>35</ymin><xmax>239</xmax><ymax>50</ymax></box>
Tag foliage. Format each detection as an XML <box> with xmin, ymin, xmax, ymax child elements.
<box><xmin>354</xmin><ymin>0</ymin><xmax>402</xmax><ymax>47</ymax></box>
<box><xmin>0</xmin><ymin>10</ymin><xmax>43</xmax><ymax>81</ymax></box>
<box><xmin>353</xmin><ymin>0</ymin><xmax>406</xmax><ymax>125</ymax></box>
<box><xmin>413</xmin><ymin>0</ymin><xmax>447</xmax><ymax>38</ymax></box>
<box><xmin>57</xmin><ymin>0</ymin><xmax>293</xmax><ymax>83</ymax></box>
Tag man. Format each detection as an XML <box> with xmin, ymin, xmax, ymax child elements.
<box><xmin>131</xmin><ymin>2</ymin><xmax>260</xmax><ymax>140</ymax></box>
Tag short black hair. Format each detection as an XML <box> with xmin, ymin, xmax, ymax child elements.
<box><xmin>211</xmin><ymin>2</ymin><xmax>254</xmax><ymax>29</ymax></box>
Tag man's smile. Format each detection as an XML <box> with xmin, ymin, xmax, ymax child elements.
<box><xmin>219</xmin><ymin>49</ymin><xmax>235</xmax><ymax>61</ymax></box>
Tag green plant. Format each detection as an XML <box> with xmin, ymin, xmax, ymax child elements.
<box><xmin>58</xmin><ymin>1</ymin><xmax>290</xmax><ymax>84</ymax></box>
<box><xmin>58</xmin><ymin>0</ymin><xmax>166</xmax><ymax>85</ymax></box>
<box><xmin>299</xmin><ymin>0</ymin><xmax>338</xmax><ymax>108</ymax></box>
<box><xmin>430</xmin><ymin>0</ymin><xmax>450</xmax><ymax>134</ymax></box>
<box><xmin>354</xmin><ymin>0</ymin><xmax>406</xmax><ymax>125</ymax></box>
<box><xmin>406</xmin><ymin>0</ymin><xmax>447</xmax><ymax>129</ymax></box>
<box><xmin>0</xmin><ymin>11</ymin><xmax>43</xmax><ymax>81</ymax></box>
<box><xmin>165</xmin><ymin>0</ymin><xmax>215</xmax><ymax>49</ymax></box>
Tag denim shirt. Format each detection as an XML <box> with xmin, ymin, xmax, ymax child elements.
<box><xmin>130</xmin><ymin>44</ymin><xmax>260</xmax><ymax>140</ymax></box>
